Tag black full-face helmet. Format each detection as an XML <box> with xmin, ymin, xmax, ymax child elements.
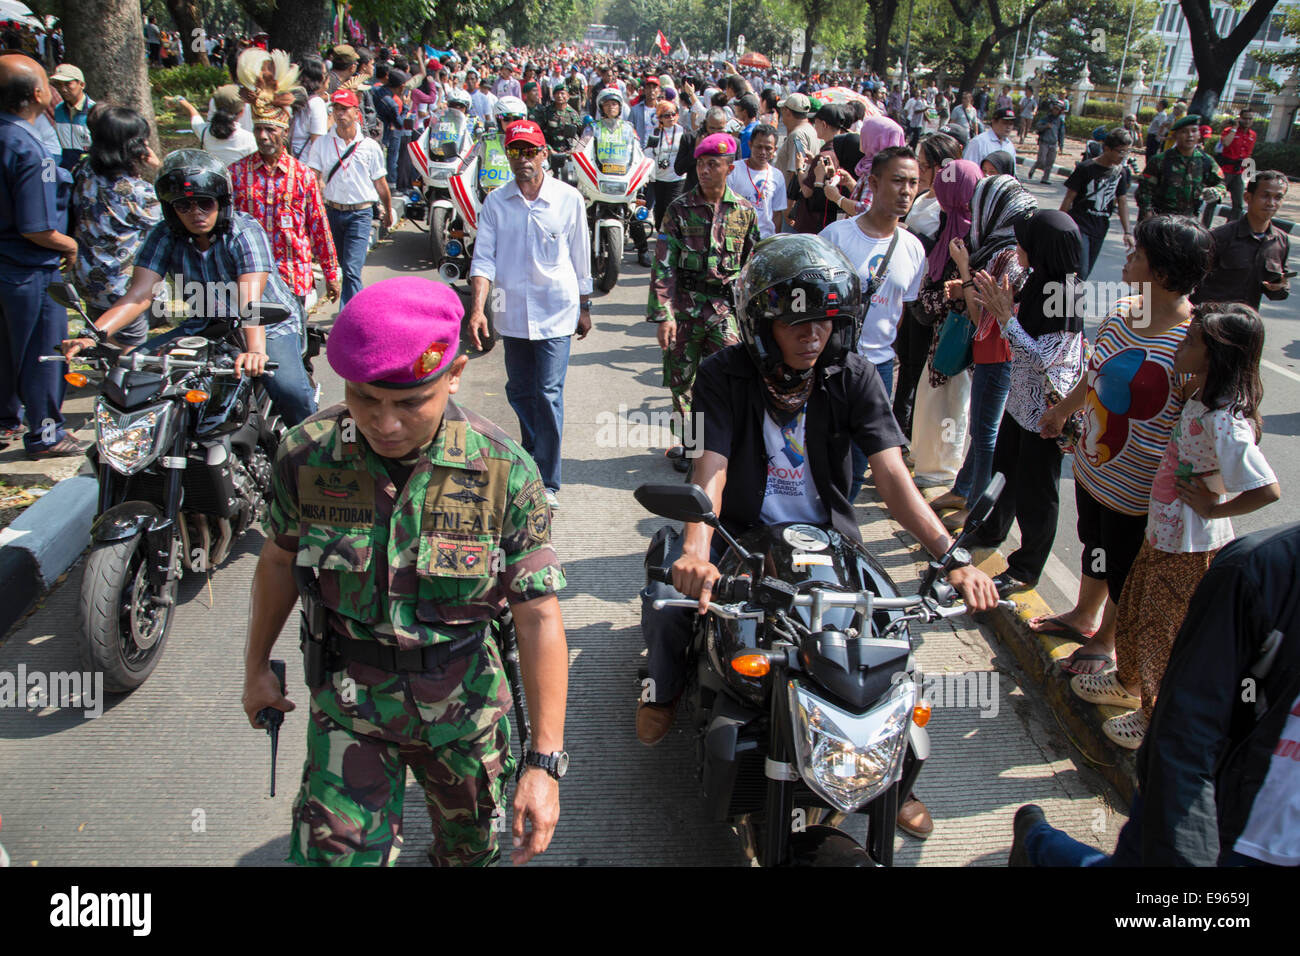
<box><xmin>734</xmin><ymin>234</ymin><xmax>862</xmax><ymax>379</ymax></box>
<box><xmin>155</xmin><ymin>149</ymin><xmax>234</xmax><ymax>237</ymax></box>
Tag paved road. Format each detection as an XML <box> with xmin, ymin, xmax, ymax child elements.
<box><xmin>0</xmin><ymin>218</ymin><xmax>1117</xmax><ymax>867</ymax></box>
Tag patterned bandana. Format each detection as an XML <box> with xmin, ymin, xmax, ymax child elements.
<box><xmin>761</xmin><ymin>363</ymin><xmax>815</xmax><ymax>424</ymax></box>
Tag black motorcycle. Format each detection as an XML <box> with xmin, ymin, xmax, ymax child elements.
<box><xmin>50</xmin><ymin>302</ymin><xmax>292</xmax><ymax>692</ymax></box>
<box><xmin>635</xmin><ymin>475</ymin><xmax>1009</xmax><ymax>866</ymax></box>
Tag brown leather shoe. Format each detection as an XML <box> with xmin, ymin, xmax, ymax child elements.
<box><xmin>897</xmin><ymin>796</ymin><xmax>934</xmax><ymax>839</ymax></box>
<box><xmin>636</xmin><ymin>698</ymin><xmax>678</xmax><ymax>746</ymax></box>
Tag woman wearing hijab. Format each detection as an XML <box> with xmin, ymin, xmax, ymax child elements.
<box><xmin>930</xmin><ymin>175</ymin><xmax>1038</xmax><ymax>529</ymax></box>
<box><xmin>892</xmin><ymin>132</ymin><xmax>963</xmax><ymax>440</ymax></box>
<box><xmin>979</xmin><ymin>149</ymin><xmax>1015</xmax><ymax>178</ymax></box>
<box><xmin>911</xmin><ymin>158</ymin><xmax>983</xmax><ymax>488</ymax></box>
<box><xmin>965</xmin><ymin>210</ymin><xmax>1088</xmax><ymax>597</ymax></box>
<box><xmin>822</xmin><ymin>114</ymin><xmax>906</xmax><ymax>218</ymax></box>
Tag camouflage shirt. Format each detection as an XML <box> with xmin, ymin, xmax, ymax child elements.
<box><xmin>264</xmin><ymin>399</ymin><xmax>566</xmax><ymax>653</ymax></box>
<box><xmin>1136</xmin><ymin>147</ymin><xmax>1224</xmax><ymax>217</ymax></box>
<box><xmin>647</xmin><ymin>184</ymin><xmax>760</xmax><ymax>324</ymax></box>
<box><xmin>541</xmin><ymin>104</ymin><xmax>582</xmax><ymax>152</ymax></box>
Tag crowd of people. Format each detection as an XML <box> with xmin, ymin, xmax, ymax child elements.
<box><xmin>0</xmin><ymin>27</ymin><xmax>1295</xmax><ymax>869</ymax></box>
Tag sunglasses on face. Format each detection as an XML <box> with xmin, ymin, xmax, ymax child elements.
<box><xmin>172</xmin><ymin>197</ymin><xmax>217</xmax><ymax>214</ymax></box>
<box><xmin>506</xmin><ymin>146</ymin><xmax>544</xmax><ymax>159</ymax></box>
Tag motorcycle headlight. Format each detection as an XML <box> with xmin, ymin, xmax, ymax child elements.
<box><xmin>95</xmin><ymin>400</ymin><xmax>173</xmax><ymax>476</ymax></box>
<box><xmin>431</xmin><ymin>171</ymin><xmax>451</xmax><ymax>186</ymax></box>
<box><xmin>789</xmin><ymin>678</ymin><xmax>916</xmax><ymax>813</ymax></box>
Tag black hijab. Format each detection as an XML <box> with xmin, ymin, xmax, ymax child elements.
<box><xmin>980</xmin><ymin>150</ymin><xmax>1015</xmax><ymax>177</ymax></box>
<box><xmin>1013</xmin><ymin>210</ymin><xmax>1085</xmax><ymax>337</ymax></box>
<box><xmin>829</xmin><ymin>132</ymin><xmax>863</xmax><ymax>173</ymax></box>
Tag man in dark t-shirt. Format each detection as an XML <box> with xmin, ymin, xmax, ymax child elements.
<box><xmin>636</xmin><ymin>234</ymin><xmax>999</xmax><ymax>839</ymax></box>
<box><xmin>1061</xmin><ymin>127</ymin><xmax>1135</xmax><ymax>279</ymax></box>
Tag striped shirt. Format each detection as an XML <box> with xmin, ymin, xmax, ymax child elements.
<box><xmin>1072</xmin><ymin>296</ymin><xmax>1190</xmax><ymax>516</ymax></box>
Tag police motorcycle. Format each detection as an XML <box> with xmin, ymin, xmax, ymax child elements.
<box><xmin>406</xmin><ymin>90</ymin><xmax>477</xmax><ymax>267</ymax></box>
<box><xmin>47</xmin><ymin>291</ymin><xmax>291</xmax><ymax>692</ymax></box>
<box><xmin>571</xmin><ymin>89</ymin><xmax>654</xmax><ymax>293</ymax></box>
<box><xmin>442</xmin><ymin>96</ymin><xmax>525</xmax><ymax>285</ymax></box>
<box><xmin>635</xmin><ymin>238</ymin><xmax>1013</xmax><ymax>866</ymax></box>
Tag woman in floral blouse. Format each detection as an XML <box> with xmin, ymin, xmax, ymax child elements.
<box><xmin>71</xmin><ymin>106</ymin><xmax>162</xmax><ymax>347</ymax></box>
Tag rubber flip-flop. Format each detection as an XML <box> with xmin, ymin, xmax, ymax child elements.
<box><xmin>1057</xmin><ymin>651</ymin><xmax>1115</xmax><ymax>676</ymax></box>
<box><xmin>1029</xmin><ymin>615</ymin><xmax>1099</xmax><ymax>641</ymax></box>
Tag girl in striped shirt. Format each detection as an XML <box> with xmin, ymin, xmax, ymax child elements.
<box><xmin>1039</xmin><ymin>216</ymin><xmax>1214</xmax><ymax>675</ymax></box>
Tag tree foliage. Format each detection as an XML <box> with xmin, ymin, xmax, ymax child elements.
<box><xmin>1038</xmin><ymin>0</ymin><xmax>1163</xmax><ymax>90</ymax></box>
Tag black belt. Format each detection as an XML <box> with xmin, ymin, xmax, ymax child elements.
<box><xmin>329</xmin><ymin>627</ymin><xmax>487</xmax><ymax>673</ymax></box>
<box><xmin>678</xmin><ymin>273</ymin><xmax>730</xmax><ymax>295</ymax></box>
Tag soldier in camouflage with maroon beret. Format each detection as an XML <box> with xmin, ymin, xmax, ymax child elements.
<box><xmin>242</xmin><ymin>276</ymin><xmax>569</xmax><ymax>867</ymax></box>
<box><xmin>648</xmin><ymin>132</ymin><xmax>760</xmax><ymax>469</ymax></box>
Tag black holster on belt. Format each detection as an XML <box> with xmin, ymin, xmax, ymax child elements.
<box><xmin>677</xmin><ymin>272</ymin><xmax>729</xmax><ymax>297</ymax></box>
<box><xmin>293</xmin><ymin>566</ymin><xmax>335</xmax><ymax>690</ymax></box>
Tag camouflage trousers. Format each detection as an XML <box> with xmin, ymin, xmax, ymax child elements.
<box><xmin>662</xmin><ymin>313</ymin><xmax>738</xmax><ymax>436</ymax></box>
<box><xmin>288</xmin><ymin>642</ymin><xmax>515</xmax><ymax>867</ymax></box>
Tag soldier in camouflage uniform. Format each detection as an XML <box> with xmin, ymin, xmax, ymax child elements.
<box><xmin>242</xmin><ymin>276</ymin><xmax>570</xmax><ymax>867</ymax></box>
<box><xmin>540</xmin><ymin>85</ymin><xmax>582</xmax><ymax>155</ymax></box>
<box><xmin>647</xmin><ymin>133</ymin><xmax>760</xmax><ymax>466</ymax></box>
<box><xmin>1137</xmin><ymin>114</ymin><xmax>1225</xmax><ymax>221</ymax></box>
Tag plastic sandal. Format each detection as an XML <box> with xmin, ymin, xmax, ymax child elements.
<box><xmin>1070</xmin><ymin>671</ymin><xmax>1140</xmax><ymax>708</ymax></box>
<box><xmin>1102</xmin><ymin>710</ymin><xmax>1148</xmax><ymax>750</ymax></box>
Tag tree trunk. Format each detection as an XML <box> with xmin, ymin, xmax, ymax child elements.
<box><xmin>1181</xmin><ymin>0</ymin><xmax>1281</xmax><ymax>118</ymax></box>
<box><xmin>868</xmin><ymin>0</ymin><xmax>900</xmax><ymax>77</ymax></box>
<box><xmin>163</xmin><ymin>0</ymin><xmax>210</xmax><ymax>65</ymax></box>
<box><xmin>57</xmin><ymin>0</ymin><xmax>159</xmax><ymax>155</ymax></box>
<box><xmin>959</xmin><ymin>34</ymin><xmax>1000</xmax><ymax>91</ymax></box>
<box><xmin>268</xmin><ymin>0</ymin><xmax>328</xmax><ymax>61</ymax></box>
<box><xmin>800</xmin><ymin>21</ymin><xmax>819</xmax><ymax>74</ymax></box>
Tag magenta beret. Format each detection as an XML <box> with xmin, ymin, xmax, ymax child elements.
<box><xmin>694</xmin><ymin>132</ymin><xmax>738</xmax><ymax>159</ymax></box>
<box><xmin>326</xmin><ymin>277</ymin><xmax>463</xmax><ymax>387</ymax></box>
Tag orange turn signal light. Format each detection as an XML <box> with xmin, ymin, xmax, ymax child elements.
<box><xmin>731</xmin><ymin>654</ymin><xmax>770</xmax><ymax>678</ymax></box>
<box><xmin>912</xmin><ymin>702</ymin><xmax>932</xmax><ymax>727</ymax></box>
<box><xmin>64</xmin><ymin>372</ymin><xmax>88</xmax><ymax>388</ymax></box>
<box><xmin>184</xmin><ymin>390</ymin><xmax>209</xmax><ymax>404</ymax></box>
<box><xmin>449</xmin><ymin>229</ymin><xmax>465</xmax><ymax>238</ymax></box>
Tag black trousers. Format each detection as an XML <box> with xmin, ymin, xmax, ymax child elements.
<box><xmin>966</xmin><ymin>413</ymin><xmax>1063</xmax><ymax>584</ymax></box>
<box><xmin>891</xmin><ymin>303</ymin><xmax>932</xmax><ymax>441</ymax></box>
<box><xmin>651</xmin><ymin>180</ymin><xmax>685</xmax><ymax>233</ymax></box>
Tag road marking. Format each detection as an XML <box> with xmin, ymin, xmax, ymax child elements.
<box><xmin>1263</xmin><ymin>359</ymin><xmax>1300</xmax><ymax>385</ymax></box>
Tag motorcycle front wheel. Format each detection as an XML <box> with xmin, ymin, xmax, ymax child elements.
<box><xmin>78</xmin><ymin>533</ymin><xmax>177</xmax><ymax>693</ymax></box>
<box><xmin>428</xmin><ymin>205</ymin><xmax>449</xmax><ymax>265</ymax></box>
<box><xmin>596</xmin><ymin>228</ymin><xmax>621</xmax><ymax>293</ymax></box>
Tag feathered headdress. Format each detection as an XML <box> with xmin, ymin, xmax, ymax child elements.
<box><xmin>237</xmin><ymin>48</ymin><xmax>299</xmax><ymax>129</ymax></box>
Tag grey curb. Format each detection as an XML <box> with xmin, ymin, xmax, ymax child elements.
<box><xmin>0</xmin><ymin>474</ymin><xmax>96</xmax><ymax>637</ymax></box>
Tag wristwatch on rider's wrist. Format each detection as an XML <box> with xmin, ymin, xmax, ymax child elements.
<box><xmin>524</xmin><ymin>750</ymin><xmax>569</xmax><ymax>780</ymax></box>
<box><xmin>947</xmin><ymin>547</ymin><xmax>972</xmax><ymax>570</ymax></box>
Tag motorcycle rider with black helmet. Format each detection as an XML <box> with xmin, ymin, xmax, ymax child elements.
<box><xmin>637</xmin><ymin>233</ymin><xmax>1000</xmax><ymax>836</ymax></box>
<box><xmin>61</xmin><ymin>149</ymin><xmax>317</xmax><ymax>426</ymax></box>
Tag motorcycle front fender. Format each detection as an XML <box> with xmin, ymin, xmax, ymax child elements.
<box><xmin>594</xmin><ymin>218</ymin><xmax>624</xmax><ymax>244</ymax></box>
<box><xmin>787</xmin><ymin>825</ymin><xmax>876</xmax><ymax>867</ymax></box>
<box><xmin>91</xmin><ymin>501</ymin><xmax>164</xmax><ymax>545</ymax></box>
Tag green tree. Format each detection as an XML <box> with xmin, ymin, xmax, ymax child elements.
<box><xmin>1179</xmin><ymin>0</ymin><xmax>1282</xmax><ymax>118</ymax></box>
<box><xmin>1038</xmin><ymin>0</ymin><xmax>1162</xmax><ymax>89</ymax></box>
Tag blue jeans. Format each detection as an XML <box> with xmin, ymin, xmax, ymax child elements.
<box><xmin>850</xmin><ymin>359</ymin><xmax>895</xmax><ymax>502</ymax></box>
<box><xmin>952</xmin><ymin>361</ymin><xmax>1011</xmax><ymax>501</ymax></box>
<box><xmin>502</xmin><ymin>334</ymin><xmax>571</xmax><ymax>492</ymax></box>
<box><xmin>327</xmin><ymin>207</ymin><xmax>372</xmax><ymax>306</ymax></box>
<box><xmin>383</xmin><ymin>129</ymin><xmax>401</xmax><ymax>185</ymax></box>
<box><xmin>144</xmin><ymin>321</ymin><xmax>317</xmax><ymax>427</ymax></box>
<box><xmin>0</xmin><ymin>267</ymin><xmax>69</xmax><ymax>451</ymax></box>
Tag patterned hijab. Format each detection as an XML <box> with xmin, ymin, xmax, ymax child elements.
<box><xmin>968</xmin><ymin>174</ymin><xmax>1037</xmax><ymax>272</ymax></box>
<box><xmin>926</xmin><ymin>158</ymin><xmax>983</xmax><ymax>281</ymax></box>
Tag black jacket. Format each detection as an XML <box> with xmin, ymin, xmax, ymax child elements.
<box><xmin>1137</xmin><ymin>522</ymin><xmax>1300</xmax><ymax>865</ymax></box>
<box><xmin>692</xmin><ymin>345</ymin><xmax>904</xmax><ymax>544</ymax></box>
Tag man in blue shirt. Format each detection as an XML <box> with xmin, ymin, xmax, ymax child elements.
<box><xmin>51</xmin><ymin>63</ymin><xmax>94</xmax><ymax>172</ymax></box>
<box><xmin>0</xmin><ymin>53</ymin><xmax>82</xmax><ymax>456</ymax></box>
<box><xmin>732</xmin><ymin>93</ymin><xmax>760</xmax><ymax>160</ymax></box>
<box><xmin>62</xmin><ymin>150</ymin><xmax>316</xmax><ymax>427</ymax></box>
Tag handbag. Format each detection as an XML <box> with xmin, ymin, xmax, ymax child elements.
<box><xmin>931</xmin><ymin>310</ymin><xmax>975</xmax><ymax>378</ymax></box>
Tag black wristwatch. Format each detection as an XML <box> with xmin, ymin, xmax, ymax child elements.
<box><xmin>947</xmin><ymin>547</ymin><xmax>972</xmax><ymax>570</ymax></box>
<box><xmin>524</xmin><ymin>750</ymin><xmax>569</xmax><ymax>780</ymax></box>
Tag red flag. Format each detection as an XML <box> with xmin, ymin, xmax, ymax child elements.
<box><xmin>656</xmin><ymin>30</ymin><xmax>671</xmax><ymax>55</ymax></box>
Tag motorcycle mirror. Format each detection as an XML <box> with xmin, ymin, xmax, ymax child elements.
<box><xmin>961</xmin><ymin>472</ymin><xmax>1005</xmax><ymax>535</ymax></box>
<box><xmin>242</xmin><ymin>301</ymin><xmax>292</xmax><ymax>327</ymax></box>
<box><xmin>633</xmin><ymin>483</ymin><xmax>717</xmax><ymax>525</ymax></box>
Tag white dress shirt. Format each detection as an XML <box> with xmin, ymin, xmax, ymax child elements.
<box><xmin>306</xmin><ymin>127</ymin><xmax>387</xmax><ymax>204</ymax></box>
<box><xmin>469</xmin><ymin>175</ymin><xmax>593</xmax><ymax>340</ymax></box>
<box><xmin>963</xmin><ymin>129</ymin><xmax>1018</xmax><ymax>175</ymax></box>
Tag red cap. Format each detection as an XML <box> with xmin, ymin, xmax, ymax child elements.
<box><xmin>330</xmin><ymin>89</ymin><xmax>359</xmax><ymax>108</ymax></box>
<box><xmin>504</xmin><ymin>120</ymin><xmax>546</xmax><ymax>147</ymax></box>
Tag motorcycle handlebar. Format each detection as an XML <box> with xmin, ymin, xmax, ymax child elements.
<box><xmin>648</xmin><ymin>566</ymin><xmax>751</xmax><ymax>604</ymax></box>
